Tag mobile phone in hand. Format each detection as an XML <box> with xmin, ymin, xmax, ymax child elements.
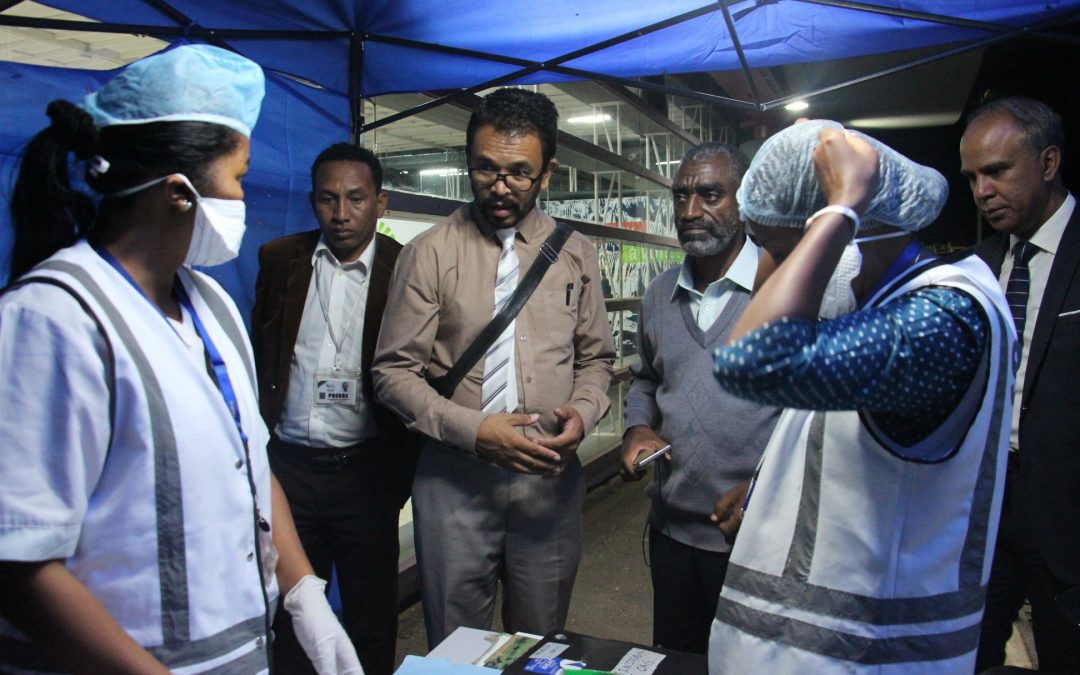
<box><xmin>633</xmin><ymin>444</ymin><xmax>672</xmax><ymax>473</ymax></box>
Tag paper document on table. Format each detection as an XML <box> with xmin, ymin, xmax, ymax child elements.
<box><xmin>394</xmin><ymin>655</ymin><xmax>493</xmax><ymax>674</ymax></box>
<box><xmin>427</xmin><ymin>626</ymin><xmax>507</xmax><ymax>664</ymax></box>
<box><xmin>611</xmin><ymin>648</ymin><xmax>666</xmax><ymax>674</ymax></box>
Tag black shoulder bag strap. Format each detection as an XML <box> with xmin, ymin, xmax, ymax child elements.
<box><xmin>427</xmin><ymin>219</ymin><xmax>575</xmax><ymax>398</ymax></box>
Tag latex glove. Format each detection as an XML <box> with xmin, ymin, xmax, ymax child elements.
<box><xmin>284</xmin><ymin>575</ymin><xmax>364</xmax><ymax>675</ymax></box>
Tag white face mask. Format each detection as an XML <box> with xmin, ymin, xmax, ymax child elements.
<box><xmin>109</xmin><ymin>173</ymin><xmax>247</xmax><ymax>267</ymax></box>
<box><xmin>818</xmin><ymin>230</ymin><xmax>910</xmax><ymax>320</ymax></box>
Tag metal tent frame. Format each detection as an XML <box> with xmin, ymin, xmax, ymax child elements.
<box><xmin>3</xmin><ymin>0</ymin><xmax>1079</xmax><ymax>143</ymax></box>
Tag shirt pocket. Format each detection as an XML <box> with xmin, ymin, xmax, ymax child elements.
<box><xmin>536</xmin><ymin>287</ymin><xmax>580</xmax><ymax>346</ymax></box>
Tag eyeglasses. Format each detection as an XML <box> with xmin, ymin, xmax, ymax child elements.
<box><xmin>467</xmin><ymin>167</ymin><xmax>543</xmax><ymax>192</ymax></box>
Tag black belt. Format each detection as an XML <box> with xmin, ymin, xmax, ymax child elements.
<box><xmin>268</xmin><ymin>435</ymin><xmax>365</xmax><ymax>471</ymax></box>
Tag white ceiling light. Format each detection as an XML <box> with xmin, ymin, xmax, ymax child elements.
<box><xmin>846</xmin><ymin>112</ymin><xmax>960</xmax><ymax>129</ymax></box>
<box><xmin>418</xmin><ymin>168</ymin><xmax>464</xmax><ymax>177</ymax></box>
<box><xmin>567</xmin><ymin>113</ymin><xmax>612</xmax><ymax>124</ymax></box>
<box><xmin>784</xmin><ymin>100</ymin><xmax>810</xmax><ymax>112</ymax></box>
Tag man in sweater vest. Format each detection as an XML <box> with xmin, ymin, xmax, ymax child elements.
<box><xmin>620</xmin><ymin>142</ymin><xmax>782</xmax><ymax>654</ymax></box>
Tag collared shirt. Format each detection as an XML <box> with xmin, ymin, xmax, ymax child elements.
<box><xmin>999</xmin><ymin>192</ymin><xmax>1075</xmax><ymax>450</ymax></box>
<box><xmin>673</xmin><ymin>234</ymin><xmax>759</xmax><ymax>330</ymax></box>
<box><xmin>372</xmin><ymin>204</ymin><xmax>615</xmax><ymax>452</ymax></box>
<box><xmin>276</xmin><ymin>236</ymin><xmax>377</xmax><ymax>448</ymax></box>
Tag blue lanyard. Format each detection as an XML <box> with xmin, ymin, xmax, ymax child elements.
<box><xmin>859</xmin><ymin>239</ymin><xmax>925</xmax><ymax>309</ymax></box>
<box><xmin>95</xmin><ymin>247</ymin><xmax>248</xmax><ymax>443</ymax></box>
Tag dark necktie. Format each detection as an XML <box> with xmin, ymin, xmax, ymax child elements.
<box><xmin>1005</xmin><ymin>240</ymin><xmax>1038</xmax><ymax>345</ymax></box>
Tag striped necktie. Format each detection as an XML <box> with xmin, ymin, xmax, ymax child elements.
<box><xmin>481</xmin><ymin>227</ymin><xmax>519</xmax><ymax>413</ymax></box>
<box><xmin>1005</xmin><ymin>240</ymin><xmax>1038</xmax><ymax>345</ymax></box>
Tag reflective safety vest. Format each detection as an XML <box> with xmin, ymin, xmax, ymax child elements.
<box><xmin>0</xmin><ymin>242</ymin><xmax>275</xmax><ymax>674</ymax></box>
<box><xmin>710</xmin><ymin>255</ymin><xmax>1016</xmax><ymax>674</ymax></box>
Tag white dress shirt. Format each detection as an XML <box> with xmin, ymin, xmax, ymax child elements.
<box><xmin>673</xmin><ymin>234</ymin><xmax>759</xmax><ymax>330</ymax></box>
<box><xmin>276</xmin><ymin>236</ymin><xmax>377</xmax><ymax>448</ymax></box>
<box><xmin>999</xmin><ymin>192</ymin><xmax>1075</xmax><ymax>450</ymax></box>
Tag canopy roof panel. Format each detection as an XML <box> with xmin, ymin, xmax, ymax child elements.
<box><xmin>27</xmin><ymin>0</ymin><xmax>1080</xmax><ymax>101</ymax></box>
<box><xmin>3</xmin><ymin>0</ymin><xmax>1079</xmax><ymax>303</ymax></box>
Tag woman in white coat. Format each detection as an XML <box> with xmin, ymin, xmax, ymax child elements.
<box><xmin>0</xmin><ymin>45</ymin><xmax>360</xmax><ymax>675</ymax></box>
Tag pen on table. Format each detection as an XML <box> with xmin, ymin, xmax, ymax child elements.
<box><xmin>566</xmin><ymin>282</ymin><xmax>573</xmax><ymax>306</ymax></box>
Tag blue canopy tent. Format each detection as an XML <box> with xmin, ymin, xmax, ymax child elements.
<box><xmin>3</xmin><ymin>0</ymin><xmax>1079</xmax><ymax>315</ymax></box>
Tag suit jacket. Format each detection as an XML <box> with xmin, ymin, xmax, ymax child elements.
<box><xmin>250</xmin><ymin>230</ymin><xmax>416</xmax><ymax>506</ymax></box>
<box><xmin>975</xmin><ymin>206</ymin><xmax>1080</xmax><ymax>584</ymax></box>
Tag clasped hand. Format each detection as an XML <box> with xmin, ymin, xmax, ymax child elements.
<box><xmin>475</xmin><ymin>406</ymin><xmax>584</xmax><ymax>476</ymax></box>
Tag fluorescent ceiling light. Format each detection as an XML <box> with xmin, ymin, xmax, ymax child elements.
<box><xmin>567</xmin><ymin>113</ymin><xmax>612</xmax><ymax>124</ymax></box>
<box><xmin>846</xmin><ymin>112</ymin><xmax>960</xmax><ymax>129</ymax></box>
<box><xmin>419</xmin><ymin>168</ymin><xmax>464</xmax><ymax>176</ymax></box>
<box><xmin>784</xmin><ymin>100</ymin><xmax>810</xmax><ymax>112</ymax></box>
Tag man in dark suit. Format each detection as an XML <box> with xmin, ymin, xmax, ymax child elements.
<box><xmin>251</xmin><ymin>143</ymin><xmax>411</xmax><ymax>675</ymax></box>
<box><xmin>961</xmin><ymin>97</ymin><xmax>1080</xmax><ymax>673</ymax></box>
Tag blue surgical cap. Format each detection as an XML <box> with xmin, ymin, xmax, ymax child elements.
<box><xmin>83</xmin><ymin>44</ymin><xmax>265</xmax><ymax>138</ymax></box>
<box><xmin>737</xmin><ymin>120</ymin><xmax>948</xmax><ymax>232</ymax></box>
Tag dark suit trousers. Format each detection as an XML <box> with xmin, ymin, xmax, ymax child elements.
<box><xmin>648</xmin><ymin>529</ymin><xmax>730</xmax><ymax>655</ymax></box>
<box><xmin>976</xmin><ymin>453</ymin><xmax>1080</xmax><ymax>674</ymax></box>
<box><xmin>269</xmin><ymin>435</ymin><xmax>401</xmax><ymax>675</ymax></box>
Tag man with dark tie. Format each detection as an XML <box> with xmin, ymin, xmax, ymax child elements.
<box><xmin>961</xmin><ymin>97</ymin><xmax>1080</xmax><ymax>673</ymax></box>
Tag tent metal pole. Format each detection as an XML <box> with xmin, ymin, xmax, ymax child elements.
<box><xmin>140</xmin><ymin>0</ymin><xmax>234</xmax><ymax>52</ymax></box>
<box><xmin>3</xmin><ymin>4</ymin><xmax>1071</xmax><ymax>45</ymax></box>
<box><xmin>718</xmin><ymin>0</ymin><xmax>763</xmax><ymax>111</ymax></box>
<box><xmin>796</xmin><ymin>0</ymin><xmax>1017</xmax><ymax>33</ymax></box>
<box><xmin>360</xmin><ymin>66</ymin><xmax>543</xmax><ymax>133</ymax></box>
<box><xmin>359</xmin><ymin>56</ymin><xmax>760</xmax><ymax>135</ymax></box>
<box><xmin>360</xmin><ymin>2</ymin><xmax>739</xmax><ymax>131</ymax></box>
<box><xmin>363</xmin><ymin>2</ymin><xmax>719</xmax><ymax>71</ymax></box>
<box><xmin>549</xmin><ymin>64</ymin><xmax>757</xmax><ymax>111</ymax></box>
<box><xmin>364</xmin><ymin>33</ymin><xmax>536</xmax><ymax>68</ymax></box>
<box><xmin>543</xmin><ymin>2</ymin><xmax>719</xmax><ymax>65</ymax></box>
<box><xmin>349</xmin><ymin>33</ymin><xmax>363</xmax><ymax>145</ymax></box>
<box><xmin>761</xmin><ymin>7</ymin><xmax>1080</xmax><ymax>111</ymax></box>
<box><xmin>0</xmin><ymin>14</ymin><xmax>352</xmax><ymax>96</ymax></box>
<box><xmin>4</xmin><ymin>2</ymin><xmax>1077</xmax><ymax>125</ymax></box>
<box><xmin>0</xmin><ymin>15</ymin><xmax>349</xmax><ymax>40</ymax></box>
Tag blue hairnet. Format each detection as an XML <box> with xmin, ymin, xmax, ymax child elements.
<box><xmin>83</xmin><ymin>44</ymin><xmax>265</xmax><ymax>138</ymax></box>
<box><xmin>736</xmin><ymin>120</ymin><xmax>947</xmax><ymax>232</ymax></box>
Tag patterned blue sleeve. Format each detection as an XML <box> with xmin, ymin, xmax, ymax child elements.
<box><xmin>713</xmin><ymin>287</ymin><xmax>988</xmax><ymax>420</ymax></box>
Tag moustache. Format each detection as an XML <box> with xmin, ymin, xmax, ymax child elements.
<box><xmin>484</xmin><ymin>198</ymin><xmax>518</xmax><ymax>212</ymax></box>
<box><xmin>677</xmin><ymin>218</ymin><xmax>710</xmax><ymax>235</ymax></box>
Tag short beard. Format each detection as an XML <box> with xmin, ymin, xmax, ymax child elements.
<box><xmin>679</xmin><ymin>213</ymin><xmax>741</xmax><ymax>257</ymax></box>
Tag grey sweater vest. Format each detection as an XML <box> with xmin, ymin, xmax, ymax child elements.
<box><xmin>625</xmin><ymin>266</ymin><xmax>781</xmax><ymax>553</ymax></box>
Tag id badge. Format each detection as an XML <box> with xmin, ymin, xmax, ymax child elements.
<box><xmin>314</xmin><ymin>368</ymin><xmax>360</xmax><ymax>409</ymax></box>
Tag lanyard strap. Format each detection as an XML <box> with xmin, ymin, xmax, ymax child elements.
<box><xmin>313</xmin><ymin>254</ymin><xmax>365</xmax><ymax>370</ymax></box>
<box><xmin>859</xmin><ymin>239</ymin><xmax>925</xmax><ymax>309</ymax></box>
<box><xmin>95</xmin><ymin>247</ymin><xmax>248</xmax><ymax>443</ymax></box>
<box><xmin>175</xmin><ymin>284</ymin><xmax>248</xmax><ymax>443</ymax></box>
